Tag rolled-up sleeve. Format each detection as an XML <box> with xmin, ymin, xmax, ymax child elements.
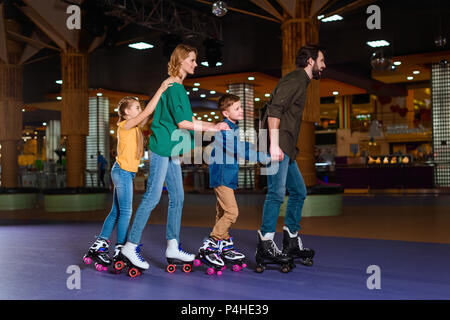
<box><xmin>168</xmin><ymin>87</ymin><xmax>193</xmax><ymax>124</ymax></box>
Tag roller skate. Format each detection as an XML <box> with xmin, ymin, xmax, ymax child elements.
<box><xmin>112</xmin><ymin>244</ymin><xmax>125</xmax><ymax>274</ymax></box>
<box><xmin>282</xmin><ymin>226</ymin><xmax>315</xmax><ymax>267</ymax></box>
<box><xmin>255</xmin><ymin>230</ymin><xmax>293</xmax><ymax>274</ymax></box>
<box><xmin>119</xmin><ymin>241</ymin><xmax>149</xmax><ymax>278</ymax></box>
<box><xmin>193</xmin><ymin>237</ymin><xmax>225</xmax><ymax>276</ymax></box>
<box><xmin>219</xmin><ymin>237</ymin><xmax>247</xmax><ymax>272</ymax></box>
<box><xmin>82</xmin><ymin>238</ymin><xmax>112</xmax><ymax>272</ymax></box>
<box><xmin>165</xmin><ymin>239</ymin><xmax>195</xmax><ymax>274</ymax></box>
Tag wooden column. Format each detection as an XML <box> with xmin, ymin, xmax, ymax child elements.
<box><xmin>61</xmin><ymin>47</ymin><xmax>89</xmax><ymax>187</ymax></box>
<box><xmin>0</xmin><ymin>20</ymin><xmax>22</xmax><ymax>187</ymax></box>
<box><xmin>281</xmin><ymin>0</ymin><xmax>320</xmax><ymax>186</ymax></box>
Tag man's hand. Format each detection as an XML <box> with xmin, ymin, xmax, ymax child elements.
<box><xmin>269</xmin><ymin>144</ymin><xmax>284</xmax><ymax>162</ymax></box>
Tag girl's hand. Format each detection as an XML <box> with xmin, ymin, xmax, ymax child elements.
<box><xmin>159</xmin><ymin>77</ymin><xmax>174</xmax><ymax>93</ymax></box>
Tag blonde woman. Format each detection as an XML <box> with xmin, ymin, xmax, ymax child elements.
<box><xmin>120</xmin><ymin>44</ymin><xmax>229</xmax><ymax>274</ymax></box>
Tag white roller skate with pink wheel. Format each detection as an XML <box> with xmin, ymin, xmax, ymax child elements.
<box><xmin>83</xmin><ymin>238</ymin><xmax>112</xmax><ymax>272</ymax></box>
<box><xmin>193</xmin><ymin>237</ymin><xmax>225</xmax><ymax>276</ymax></box>
<box><xmin>219</xmin><ymin>237</ymin><xmax>247</xmax><ymax>272</ymax></box>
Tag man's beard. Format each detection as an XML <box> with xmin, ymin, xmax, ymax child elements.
<box><xmin>312</xmin><ymin>64</ymin><xmax>322</xmax><ymax>80</ymax></box>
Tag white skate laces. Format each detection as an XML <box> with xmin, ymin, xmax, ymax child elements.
<box><xmin>283</xmin><ymin>226</ymin><xmax>304</xmax><ymax>250</ymax></box>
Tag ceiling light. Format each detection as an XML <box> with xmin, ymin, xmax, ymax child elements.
<box><xmin>248</xmin><ymin>76</ymin><xmax>255</xmax><ymax>81</ymax></box>
<box><xmin>407</xmin><ymin>76</ymin><xmax>413</xmax><ymax>80</ymax></box>
<box><xmin>97</xmin><ymin>93</ymin><xmax>103</xmax><ymax>97</ymax></box>
<box><xmin>216</xmin><ymin>62</ymin><xmax>223</xmax><ymax>67</ymax></box>
<box><xmin>56</xmin><ymin>80</ymin><xmax>63</xmax><ymax>85</ymax></box>
<box><xmin>265</xmin><ymin>93</ymin><xmax>270</xmax><ymax>97</ymax></box>
<box><xmin>333</xmin><ymin>91</ymin><xmax>339</xmax><ymax>95</ymax></box>
<box><xmin>393</xmin><ymin>61</ymin><xmax>401</xmax><ymax>66</ymax></box>
<box><xmin>210</xmin><ymin>91</ymin><xmax>216</xmax><ymax>94</ymax></box>
<box><xmin>128</xmin><ymin>42</ymin><xmax>154</xmax><ymax>50</ymax></box>
<box><xmin>194</xmin><ymin>83</ymin><xmax>201</xmax><ymax>86</ymax></box>
<box><xmin>211</xmin><ymin>112</ymin><xmax>215</xmax><ymax>115</ymax></box>
<box><xmin>57</xmin><ymin>96</ymin><xmax>62</xmax><ymax>100</ymax></box>
<box><xmin>201</xmin><ymin>61</ymin><xmax>209</xmax><ymax>67</ymax></box>
<box><xmin>413</xmin><ymin>70</ymin><xmax>420</xmax><ymax>74</ymax></box>
<box><xmin>192</xmin><ymin>88</ymin><xmax>199</xmax><ymax>91</ymax></box>
<box><xmin>320</xmin><ymin>15</ymin><xmax>343</xmax><ymax>22</ymax></box>
<box><xmin>193</xmin><ymin>113</ymin><xmax>197</xmax><ymax>116</ymax></box>
<box><xmin>255</xmin><ymin>98</ymin><xmax>260</xmax><ymax>101</ymax></box>
<box><xmin>207</xmin><ymin>118</ymin><xmax>212</xmax><ymax>122</ymax></box>
<box><xmin>200</xmin><ymin>94</ymin><xmax>206</xmax><ymax>98</ymax></box>
<box><xmin>367</xmin><ymin>40</ymin><xmax>390</xmax><ymax>48</ymax></box>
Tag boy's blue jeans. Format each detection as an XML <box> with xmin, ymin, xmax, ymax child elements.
<box><xmin>261</xmin><ymin>153</ymin><xmax>307</xmax><ymax>235</ymax></box>
<box><xmin>127</xmin><ymin>152</ymin><xmax>184</xmax><ymax>244</ymax></box>
<box><xmin>99</xmin><ymin>162</ymin><xmax>136</xmax><ymax>245</ymax></box>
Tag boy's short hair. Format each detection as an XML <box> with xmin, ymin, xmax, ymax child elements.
<box><xmin>217</xmin><ymin>93</ymin><xmax>240</xmax><ymax>113</ymax></box>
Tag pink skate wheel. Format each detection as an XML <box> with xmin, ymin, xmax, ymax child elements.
<box><xmin>241</xmin><ymin>263</ymin><xmax>247</xmax><ymax>269</ymax></box>
<box><xmin>206</xmin><ymin>268</ymin><xmax>215</xmax><ymax>275</ymax></box>
<box><xmin>83</xmin><ymin>256</ymin><xmax>92</xmax><ymax>265</ymax></box>
<box><xmin>232</xmin><ymin>265</ymin><xmax>241</xmax><ymax>272</ymax></box>
<box><xmin>217</xmin><ymin>270</ymin><xmax>223</xmax><ymax>276</ymax></box>
<box><xmin>193</xmin><ymin>259</ymin><xmax>202</xmax><ymax>267</ymax></box>
<box><xmin>95</xmin><ymin>263</ymin><xmax>103</xmax><ymax>272</ymax></box>
<box><xmin>221</xmin><ymin>266</ymin><xmax>226</xmax><ymax>271</ymax></box>
<box><xmin>103</xmin><ymin>266</ymin><xmax>108</xmax><ymax>271</ymax></box>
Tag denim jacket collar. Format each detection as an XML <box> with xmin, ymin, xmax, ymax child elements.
<box><xmin>223</xmin><ymin>117</ymin><xmax>239</xmax><ymax>130</ymax></box>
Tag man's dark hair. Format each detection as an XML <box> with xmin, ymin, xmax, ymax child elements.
<box><xmin>295</xmin><ymin>44</ymin><xmax>326</xmax><ymax>68</ymax></box>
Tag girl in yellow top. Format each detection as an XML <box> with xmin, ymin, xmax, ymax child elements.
<box><xmin>82</xmin><ymin>78</ymin><xmax>172</xmax><ymax>272</ymax></box>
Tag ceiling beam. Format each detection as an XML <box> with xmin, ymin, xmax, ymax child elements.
<box><xmin>249</xmin><ymin>0</ymin><xmax>283</xmax><ymax>20</ymax></box>
<box><xmin>320</xmin><ymin>0</ymin><xmax>378</xmax><ymax>19</ymax></box>
<box><xmin>276</xmin><ymin>0</ymin><xmax>297</xmax><ymax>18</ymax></box>
<box><xmin>309</xmin><ymin>0</ymin><xmax>331</xmax><ymax>18</ymax></box>
<box><xmin>19</xmin><ymin>6</ymin><xmax>67</xmax><ymax>51</ymax></box>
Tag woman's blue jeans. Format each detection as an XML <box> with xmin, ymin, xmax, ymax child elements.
<box><xmin>261</xmin><ymin>153</ymin><xmax>307</xmax><ymax>235</ymax></box>
<box><xmin>127</xmin><ymin>152</ymin><xmax>184</xmax><ymax>244</ymax></box>
<box><xmin>99</xmin><ymin>162</ymin><xmax>136</xmax><ymax>245</ymax></box>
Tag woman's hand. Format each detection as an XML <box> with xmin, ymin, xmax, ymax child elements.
<box><xmin>214</xmin><ymin>122</ymin><xmax>231</xmax><ymax>131</ymax></box>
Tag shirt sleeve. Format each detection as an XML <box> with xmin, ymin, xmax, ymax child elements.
<box><xmin>168</xmin><ymin>86</ymin><xmax>193</xmax><ymax>124</ymax></box>
<box><xmin>267</xmin><ymin>77</ymin><xmax>303</xmax><ymax>119</ymax></box>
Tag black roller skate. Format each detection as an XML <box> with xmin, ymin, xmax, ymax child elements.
<box><xmin>117</xmin><ymin>242</ymin><xmax>149</xmax><ymax>278</ymax></box>
<box><xmin>193</xmin><ymin>237</ymin><xmax>225</xmax><ymax>276</ymax></box>
<box><xmin>83</xmin><ymin>238</ymin><xmax>112</xmax><ymax>272</ymax></box>
<box><xmin>165</xmin><ymin>239</ymin><xmax>195</xmax><ymax>274</ymax></box>
<box><xmin>220</xmin><ymin>237</ymin><xmax>247</xmax><ymax>272</ymax></box>
<box><xmin>282</xmin><ymin>226</ymin><xmax>315</xmax><ymax>267</ymax></box>
<box><xmin>255</xmin><ymin>231</ymin><xmax>293</xmax><ymax>273</ymax></box>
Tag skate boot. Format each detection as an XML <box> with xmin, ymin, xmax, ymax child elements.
<box><xmin>193</xmin><ymin>237</ymin><xmax>225</xmax><ymax>276</ymax></box>
<box><xmin>219</xmin><ymin>237</ymin><xmax>247</xmax><ymax>272</ymax></box>
<box><xmin>83</xmin><ymin>238</ymin><xmax>112</xmax><ymax>272</ymax></box>
<box><xmin>282</xmin><ymin>226</ymin><xmax>315</xmax><ymax>267</ymax></box>
<box><xmin>120</xmin><ymin>241</ymin><xmax>149</xmax><ymax>277</ymax></box>
<box><xmin>255</xmin><ymin>230</ymin><xmax>293</xmax><ymax>273</ymax></box>
<box><xmin>112</xmin><ymin>244</ymin><xmax>125</xmax><ymax>274</ymax></box>
<box><xmin>165</xmin><ymin>239</ymin><xmax>195</xmax><ymax>274</ymax></box>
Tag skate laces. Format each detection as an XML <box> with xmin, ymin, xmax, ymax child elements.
<box><xmin>178</xmin><ymin>243</ymin><xmax>192</xmax><ymax>257</ymax></box>
<box><xmin>270</xmin><ymin>240</ymin><xmax>282</xmax><ymax>255</ymax></box>
<box><xmin>135</xmin><ymin>244</ymin><xmax>145</xmax><ymax>262</ymax></box>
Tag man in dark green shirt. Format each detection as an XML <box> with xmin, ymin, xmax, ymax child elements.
<box><xmin>256</xmin><ymin>45</ymin><xmax>326</xmax><ymax>270</ymax></box>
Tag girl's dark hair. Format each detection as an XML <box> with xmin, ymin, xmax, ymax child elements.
<box><xmin>295</xmin><ymin>44</ymin><xmax>326</xmax><ymax>68</ymax></box>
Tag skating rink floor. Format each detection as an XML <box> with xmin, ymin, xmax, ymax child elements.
<box><xmin>1</xmin><ymin>222</ymin><xmax>449</xmax><ymax>300</ymax></box>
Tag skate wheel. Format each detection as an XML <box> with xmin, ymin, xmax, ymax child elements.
<box><xmin>206</xmin><ymin>268</ymin><xmax>215</xmax><ymax>275</ymax></box>
<box><xmin>255</xmin><ymin>264</ymin><xmax>265</xmax><ymax>273</ymax></box>
<box><xmin>167</xmin><ymin>264</ymin><xmax>176</xmax><ymax>273</ymax></box>
<box><xmin>95</xmin><ymin>263</ymin><xmax>104</xmax><ymax>272</ymax></box>
<box><xmin>182</xmin><ymin>264</ymin><xmax>192</xmax><ymax>273</ymax></box>
<box><xmin>129</xmin><ymin>268</ymin><xmax>140</xmax><ymax>278</ymax></box>
<box><xmin>193</xmin><ymin>259</ymin><xmax>202</xmax><ymax>267</ymax></box>
<box><xmin>103</xmin><ymin>266</ymin><xmax>108</xmax><ymax>271</ymax></box>
<box><xmin>83</xmin><ymin>256</ymin><xmax>92</xmax><ymax>265</ymax></box>
<box><xmin>115</xmin><ymin>261</ymin><xmax>125</xmax><ymax>271</ymax></box>
<box><xmin>301</xmin><ymin>258</ymin><xmax>314</xmax><ymax>266</ymax></box>
<box><xmin>241</xmin><ymin>263</ymin><xmax>247</xmax><ymax>269</ymax></box>
<box><xmin>217</xmin><ymin>270</ymin><xmax>223</xmax><ymax>276</ymax></box>
<box><xmin>232</xmin><ymin>265</ymin><xmax>241</xmax><ymax>272</ymax></box>
<box><xmin>281</xmin><ymin>265</ymin><xmax>290</xmax><ymax>273</ymax></box>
